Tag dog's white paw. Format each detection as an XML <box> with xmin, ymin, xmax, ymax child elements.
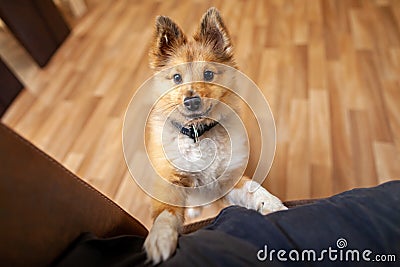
<box><xmin>144</xmin><ymin>211</ymin><xmax>179</xmax><ymax>264</ymax></box>
<box><xmin>253</xmin><ymin>186</ymin><xmax>287</xmax><ymax>215</ymax></box>
<box><xmin>225</xmin><ymin>180</ymin><xmax>287</xmax><ymax>214</ymax></box>
<box><xmin>144</xmin><ymin>222</ymin><xmax>178</xmax><ymax>264</ymax></box>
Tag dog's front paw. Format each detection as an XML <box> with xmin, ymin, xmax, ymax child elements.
<box><xmin>144</xmin><ymin>210</ymin><xmax>181</xmax><ymax>265</ymax></box>
<box><xmin>253</xmin><ymin>186</ymin><xmax>287</xmax><ymax>215</ymax></box>
<box><xmin>144</xmin><ymin>222</ymin><xmax>178</xmax><ymax>265</ymax></box>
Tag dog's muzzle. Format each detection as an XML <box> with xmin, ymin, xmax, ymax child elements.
<box><xmin>183</xmin><ymin>96</ymin><xmax>201</xmax><ymax>111</ymax></box>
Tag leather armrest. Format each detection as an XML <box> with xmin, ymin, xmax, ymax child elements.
<box><xmin>0</xmin><ymin>123</ymin><xmax>148</xmax><ymax>266</ymax></box>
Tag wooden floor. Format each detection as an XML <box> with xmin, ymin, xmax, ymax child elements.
<box><xmin>2</xmin><ymin>0</ymin><xmax>400</xmax><ymax>229</ymax></box>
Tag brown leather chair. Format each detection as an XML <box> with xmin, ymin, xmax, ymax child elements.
<box><xmin>0</xmin><ymin>122</ymin><xmax>314</xmax><ymax>266</ymax></box>
<box><xmin>0</xmin><ymin>123</ymin><xmax>147</xmax><ymax>266</ymax></box>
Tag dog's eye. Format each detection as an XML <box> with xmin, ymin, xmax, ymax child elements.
<box><xmin>203</xmin><ymin>70</ymin><xmax>214</xmax><ymax>82</ymax></box>
<box><xmin>173</xmin><ymin>74</ymin><xmax>182</xmax><ymax>84</ymax></box>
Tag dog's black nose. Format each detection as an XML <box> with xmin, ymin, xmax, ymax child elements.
<box><xmin>184</xmin><ymin>96</ymin><xmax>201</xmax><ymax>111</ymax></box>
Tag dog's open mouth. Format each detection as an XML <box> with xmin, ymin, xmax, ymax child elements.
<box><xmin>172</xmin><ymin>102</ymin><xmax>217</xmax><ymax>143</ymax></box>
<box><xmin>174</xmin><ymin>119</ymin><xmax>219</xmax><ymax>143</ymax></box>
<box><xmin>180</xmin><ymin>103</ymin><xmax>213</xmax><ymax>119</ymax></box>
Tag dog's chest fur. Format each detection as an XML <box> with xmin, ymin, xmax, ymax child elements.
<box><xmin>160</xmin><ymin>122</ymin><xmax>248</xmax><ymax>188</ymax></box>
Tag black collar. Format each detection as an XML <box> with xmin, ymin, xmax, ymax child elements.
<box><xmin>172</xmin><ymin>121</ymin><xmax>219</xmax><ymax>143</ymax></box>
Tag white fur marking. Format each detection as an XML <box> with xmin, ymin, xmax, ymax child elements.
<box><xmin>186</xmin><ymin>207</ymin><xmax>202</xmax><ymax>218</ymax></box>
<box><xmin>225</xmin><ymin>181</ymin><xmax>287</xmax><ymax>215</ymax></box>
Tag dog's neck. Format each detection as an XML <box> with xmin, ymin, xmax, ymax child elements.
<box><xmin>171</xmin><ymin>120</ymin><xmax>219</xmax><ymax>143</ymax></box>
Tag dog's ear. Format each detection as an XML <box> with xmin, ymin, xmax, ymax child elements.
<box><xmin>194</xmin><ymin>7</ymin><xmax>233</xmax><ymax>60</ymax></box>
<box><xmin>149</xmin><ymin>16</ymin><xmax>186</xmax><ymax>69</ymax></box>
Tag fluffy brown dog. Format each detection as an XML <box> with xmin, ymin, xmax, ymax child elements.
<box><xmin>144</xmin><ymin>7</ymin><xmax>286</xmax><ymax>264</ymax></box>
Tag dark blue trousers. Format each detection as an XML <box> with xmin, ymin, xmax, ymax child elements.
<box><xmin>55</xmin><ymin>181</ymin><xmax>400</xmax><ymax>267</ymax></box>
